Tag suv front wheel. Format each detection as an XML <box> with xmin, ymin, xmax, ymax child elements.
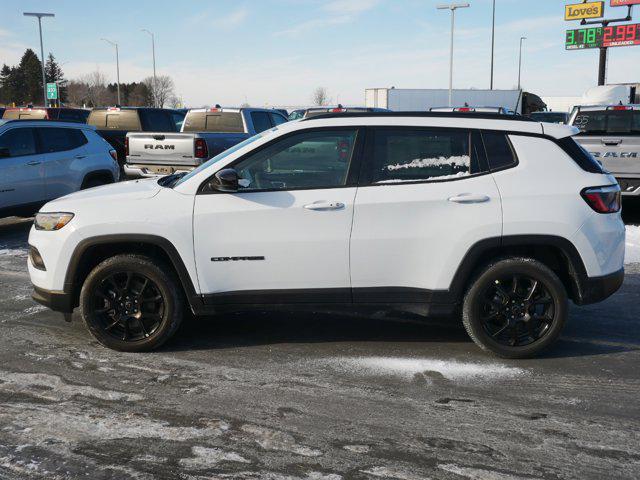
<box><xmin>79</xmin><ymin>254</ymin><xmax>184</xmax><ymax>352</ymax></box>
<box><xmin>462</xmin><ymin>257</ymin><xmax>568</xmax><ymax>359</ymax></box>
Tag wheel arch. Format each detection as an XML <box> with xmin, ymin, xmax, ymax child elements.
<box><xmin>64</xmin><ymin>234</ymin><xmax>200</xmax><ymax>313</ymax></box>
<box><xmin>80</xmin><ymin>170</ymin><xmax>116</xmax><ymax>189</ymax></box>
<box><xmin>449</xmin><ymin>235</ymin><xmax>588</xmax><ymax>305</ymax></box>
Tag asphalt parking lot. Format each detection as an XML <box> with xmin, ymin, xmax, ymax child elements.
<box><xmin>1</xmin><ymin>213</ymin><xmax>639</xmax><ymax>480</ymax></box>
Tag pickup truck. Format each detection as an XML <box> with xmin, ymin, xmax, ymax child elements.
<box><xmin>86</xmin><ymin>107</ymin><xmax>186</xmax><ymax>170</ymax></box>
<box><xmin>124</xmin><ymin>107</ymin><xmax>288</xmax><ymax>178</ymax></box>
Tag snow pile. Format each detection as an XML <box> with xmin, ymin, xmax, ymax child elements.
<box><xmin>626</xmin><ymin>225</ymin><xmax>640</xmax><ymax>265</ymax></box>
<box><xmin>387</xmin><ymin>155</ymin><xmax>470</xmax><ymax>171</ymax></box>
<box><xmin>330</xmin><ymin>357</ymin><xmax>526</xmax><ymax>382</ymax></box>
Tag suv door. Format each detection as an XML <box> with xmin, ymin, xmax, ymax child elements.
<box><xmin>36</xmin><ymin>127</ymin><xmax>89</xmax><ymax>199</ymax></box>
<box><xmin>350</xmin><ymin>127</ymin><xmax>502</xmax><ymax>302</ymax></box>
<box><xmin>193</xmin><ymin>128</ymin><xmax>362</xmax><ymax>302</ymax></box>
<box><xmin>0</xmin><ymin>127</ymin><xmax>45</xmax><ymax>212</ymax></box>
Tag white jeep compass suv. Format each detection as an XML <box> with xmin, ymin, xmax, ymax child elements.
<box><xmin>27</xmin><ymin>112</ymin><xmax>625</xmax><ymax>358</ymax></box>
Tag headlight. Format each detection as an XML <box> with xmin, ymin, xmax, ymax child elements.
<box><xmin>34</xmin><ymin>212</ymin><xmax>75</xmax><ymax>231</ymax></box>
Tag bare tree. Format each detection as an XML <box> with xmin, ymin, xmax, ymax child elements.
<box><xmin>312</xmin><ymin>86</ymin><xmax>329</xmax><ymax>106</ymax></box>
<box><xmin>168</xmin><ymin>94</ymin><xmax>183</xmax><ymax>109</ymax></box>
<box><xmin>144</xmin><ymin>75</ymin><xmax>175</xmax><ymax>108</ymax></box>
<box><xmin>66</xmin><ymin>80</ymin><xmax>89</xmax><ymax>107</ymax></box>
<box><xmin>81</xmin><ymin>70</ymin><xmax>108</xmax><ymax>106</ymax></box>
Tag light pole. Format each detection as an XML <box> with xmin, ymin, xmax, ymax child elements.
<box><xmin>490</xmin><ymin>0</ymin><xmax>496</xmax><ymax>89</ymax></box>
<box><xmin>437</xmin><ymin>3</ymin><xmax>470</xmax><ymax>107</ymax></box>
<box><xmin>101</xmin><ymin>38</ymin><xmax>121</xmax><ymax>105</ymax></box>
<box><xmin>517</xmin><ymin>36</ymin><xmax>526</xmax><ymax>91</ymax></box>
<box><xmin>23</xmin><ymin>12</ymin><xmax>55</xmax><ymax>107</ymax></box>
<box><xmin>142</xmin><ymin>29</ymin><xmax>157</xmax><ymax>107</ymax></box>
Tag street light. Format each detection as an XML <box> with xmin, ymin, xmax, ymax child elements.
<box><xmin>141</xmin><ymin>29</ymin><xmax>157</xmax><ymax>108</ymax></box>
<box><xmin>517</xmin><ymin>36</ymin><xmax>527</xmax><ymax>91</ymax></box>
<box><xmin>490</xmin><ymin>0</ymin><xmax>496</xmax><ymax>89</ymax></box>
<box><xmin>436</xmin><ymin>3</ymin><xmax>470</xmax><ymax>107</ymax></box>
<box><xmin>23</xmin><ymin>12</ymin><xmax>55</xmax><ymax>107</ymax></box>
<box><xmin>101</xmin><ymin>38</ymin><xmax>121</xmax><ymax>105</ymax></box>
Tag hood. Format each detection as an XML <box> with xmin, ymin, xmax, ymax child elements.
<box><xmin>42</xmin><ymin>178</ymin><xmax>161</xmax><ymax>211</ymax></box>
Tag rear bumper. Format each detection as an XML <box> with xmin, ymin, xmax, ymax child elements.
<box><xmin>32</xmin><ymin>286</ymin><xmax>74</xmax><ymax>313</ymax></box>
<box><xmin>124</xmin><ymin>163</ymin><xmax>196</xmax><ymax>179</ymax></box>
<box><xmin>577</xmin><ymin>268</ymin><xmax>624</xmax><ymax>305</ymax></box>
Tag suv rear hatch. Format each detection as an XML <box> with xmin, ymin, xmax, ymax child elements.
<box><xmin>570</xmin><ymin>106</ymin><xmax>640</xmax><ymax>193</ymax></box>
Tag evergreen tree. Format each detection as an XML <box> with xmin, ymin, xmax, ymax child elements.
<box><xmin>45</xmin><ymin>53</ymin><xmax>67</xmax><ymax>103</ymax></box>
<box><xmin>19</xmin><ymin>49</ymin><xmax>43</xmax><ymax>105</ymax></box>
<box><xmin>0</xmin><ymin>64</ymin><xmax>11</xmax><ymax>105</ymax></box>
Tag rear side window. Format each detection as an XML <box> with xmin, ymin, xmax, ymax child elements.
<box><xmin>270</xmin><ymin>112</ymin><xmax>287</xmax><ymax>126</ymax></box>
<box><xmin>0</xmin><ymin>128</ymin><xmax>37</xmax><ymax>157</ymax></box>
<box><xmin>251</xmin><ymin>112</ymin><xmax>273</xmax><ymax>133</ymax></box>
<box><xmin>182</xmin><ymin>112</ymin><xmax>244</xmax><ymax>133</ymax></box>
<box><xmin>38</xmin><ymin>127</ymin><xmax>88</xmax><ymax>153</ymax></box>
<box><xmin>367</xmin><ymin>129</ymin><xmax>483</xmax><ymax>184</ymax></box>
<box><xmin>572</xmin><ymin>110</ymin><xmax>640</xmax><ymax>135</ymax></box>
<box><xmin>556</xmin><ymin>136</ymin><xmax>605</xmax><ymax>174</ymax></box>
<box><xmin>482</xmin><ymin>132</ymin><xmax>517</xmax><ymax>171</ymax></box>
<box><xmin>141</xmin><ymin>110</ymin><xmax>175</xmax><ymax>132</ymax></box>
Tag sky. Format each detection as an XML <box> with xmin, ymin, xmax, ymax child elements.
<box><xmin>1</xmin><ymin>0</ymin><xmax>640</xmax><ymax>107</ymax></box>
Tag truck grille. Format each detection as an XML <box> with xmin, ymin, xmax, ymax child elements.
<box><xmin>617</xmin><ymin>178</ymin><xmax>640</xmax><ymax>193</ymax></box>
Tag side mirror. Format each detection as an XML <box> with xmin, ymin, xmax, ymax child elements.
<box><xmin>210</xmin><ymin>168</ymin><xmax>239</xmax><ymax>192</ymax></box>
<box><xmin>0</xmin><ymin>147</ymin><xmax>10</xmax><ymax>158</ymax></box>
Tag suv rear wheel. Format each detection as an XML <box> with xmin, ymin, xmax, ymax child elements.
<box><xmin>79</xmin><ymin>254</ymin><xmax>183</xmax><ymax>352</ymax></box>
<box><xmin>462</xmin><ymin>257</ymin><xmax>568</xmax><ymax>359</ymax></box>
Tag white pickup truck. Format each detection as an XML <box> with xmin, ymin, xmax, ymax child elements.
<box><xmin>124</xmin><ymin>107</ymin><xmax>288</xmax><ymax>178</ymax></box>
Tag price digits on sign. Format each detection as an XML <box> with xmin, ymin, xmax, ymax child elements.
<box><xmin>566</xmin><ymin>23</ymin><xmax>640</xmax><ymax>48</ymax></box>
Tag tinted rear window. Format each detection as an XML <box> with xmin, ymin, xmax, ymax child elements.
<box><xmin>87</xmin><ymin>110</ymin><xmax>142</xmax><ymax>131</ymax></box>
<box><xmin>182</xmin><ymin>112</ymin><xmax>244</xmax><ymax>133</ymax></box>
<box><xmin>140</xmin><ymin>110</ymin><xmax>174</xmax><ymax>131</ymax></box>
<box><xmin>2</xmin><ymin>110</ymin><xmax>47</xmax><ymax>120</ymax></box>
<box><xmin>482</xmin><ymin>132</ymin><xmax>517</xmax><ymax>170</ymax></box>
<box><xmin>529</xmin><ymin>112</ymin><xmax>567</xmax><ymax>123</ymax></box>
<box><xmin>572</xmin><ymin>110</ymin><xmax>640</xmax><ymax>135</ymax></box>
<box><xmin>251</xmin><ymin>111</ymin><xmax>272</xmax><ymax>133</ymax></box>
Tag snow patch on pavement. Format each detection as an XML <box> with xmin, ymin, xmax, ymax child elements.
<box><xmin>626</xmin><ymin>225</ymin><xmax>640</xmax><ymax>264</ymax></box>
<box><xmin>361</xmin><ymin>466</ymin><xmax>428</xmax><ymax>480</ymax></box>
<box><xmin>343</xmin><ymin>444</ymin><xmax>371</xmax><ymax>453</ymax></box>
<box><xmin>0</xmin><ymin>371</ymin><xmax>144</xmax><ymax>402</ymax></box>
<box><xmin>438</xmin><ymin>463</ymin><xmax>542</xmax><ymax>480</ymax></box>
<box><xmin>241</xmin><ymin>424</ymin><xmax>323</xmax><ymax>457</ymax></box>
<box><xmin>22</xmin><ymin>305</ymin><xmax>48</xmax><ymax>316</ymax></box>
<box><xmin>179</xmin><ymin>446</ymin><xmax>251</xmax><ymax>469</ymax></box>
<box><xmin>0</xmin><ymin>248</ymin><xmax>28</xmax><ymax>257</ymax></box>
<box><xmin>329</xmin><ymin>357</ymin><xmax>527</xmax><ymax>382</ymax></box>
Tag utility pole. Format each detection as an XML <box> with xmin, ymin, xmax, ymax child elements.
<box><xmin>101</xmin><ymin>38</ymin><xmax>121</xmax><ymax>105</ymax></box>
<box><xmin>23</xmin><ymin>12</ymin><xmax>55</xmax><ymax>107</ymax></box>
<box><xmin>517</xmin><ymin>36</ymin><xmax>526</xmax><ymax>90</ymax></box>
<box><xmin>490</xmin><ymin>0</ymin><xmax>496</xmax><ymax>89</ymax></box>
<box><xmin>437</xmin><ymin>3</ymin><xmax>471</xmax><ymax>107</ymax></box>
<box><xmin>142</xmin><ymin>29</ymin><xmax>157</xmax><ymax>107</ymax></box>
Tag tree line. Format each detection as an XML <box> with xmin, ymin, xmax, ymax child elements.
<box><xmin>0</xmin><ymin>49</ymin><xmax>179</xmax><ymax>108</ymax></box>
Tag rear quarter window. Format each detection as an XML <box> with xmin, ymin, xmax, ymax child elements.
<box><xmin>482</xmin><ymin>132</ymin><xmax>517</xmax><ymax>171</ymax></box>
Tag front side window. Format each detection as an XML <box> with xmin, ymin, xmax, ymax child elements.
<box><xmin>369</xmin><ymin>129</ymin><xmax>481</xmax><ymax>183</ymax></box>
<box><xmin>233</xmin><ymin>129</ymin><xmax>358</xmax><ymax>192</ymax></box>
<box><xmin>0</xmin><ymin>128</ymin><xmax>37</xmax><ymax>157</ymax></box>
<box><xmin>171</xmin><ymin>112</ymin><xmax>186</xmax><ymax>131</ymax></box>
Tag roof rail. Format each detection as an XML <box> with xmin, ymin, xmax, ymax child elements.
<box><xmin>302</xmin><ymin>111</ymin><xmax>536</xmax><ymax>122</ymax></box>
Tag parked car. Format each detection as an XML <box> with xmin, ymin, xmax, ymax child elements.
<box><xmin>124</xmin><ymin>107</ymin><xmax>287</xmax><ymax>178</ymax></box>
<box><xmin>2</xmin><ymin>106</ymin><xmax>90</xmax><ymax>123</ymax></box>
<box><xmin>288</xmin><ymin>109</ymin><xmax>305</xmax><ymax>121</ymax></box>
<box><xmin>430</xmin><ymin>106</ymin><xmax>518</xmax><ymax>114</ymax></box>
<box><xmin>0</xmin><ymin>120</ymin><xmax>119</xmax><ymax>218</ymax></box>
<box><xmin>86</xmin><ymin>107</ymin><xmax>186</xmax><ymax>168</ymax></box>
<box><xmin>569</xmin><ymin>104</ymin><xmax>640</xmax><ymax>196</ymax></box>
<box><xmin>528</xmin><ymin>111</ymin><xmax>569</xmax><ymax>124</ymax></box>
<box><xmin>28</xmin><ymin>111</ymin><xmax>624</xmax><ymax>357</ymax></box>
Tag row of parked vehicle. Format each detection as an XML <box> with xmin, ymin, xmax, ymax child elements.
<box><xmin>1</xmin><ymin>101</ymin><xmax>639</xmax><ymax>219</ymax></box>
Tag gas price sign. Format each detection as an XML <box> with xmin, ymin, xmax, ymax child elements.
<box><xmin>566</xmin><ymin>23</ymin><xmax>640</xmax><ymax>49</ymax></box>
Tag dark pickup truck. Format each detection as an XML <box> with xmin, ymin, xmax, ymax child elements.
<box><xmin>124</xmin><ymin>107</ymin><xmax>287</xmax><ymax>178</ymax></box>
<box><xmin>86</xmin><ymin>107</ymin><xmax>186</xmax><ymax>169</ymax></box>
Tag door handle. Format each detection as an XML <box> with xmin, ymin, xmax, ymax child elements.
<box><xmin>75</xmin><ymin>154</ymin><xmax>87</xmax><ymax>159</ymax></box>
<box><xmin>304</xmin><ymin>201</ymin><xmax>345</xmax><ymax>211</ymax></box>
<box><xmin>448</xmin><ymin>193</ymin><xmax>490</xmax><ymax>204</ymax></box>
<box><xmin>26</xmin><ymin>160</ymin><xmax>42</xmax><ymax>166</ymax></box>
<box><xmin>602</xmin><ymin>139</ymin><xmax>622</xmax><ymax>146</ymax></box>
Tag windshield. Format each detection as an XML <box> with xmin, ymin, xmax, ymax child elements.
<box><xmin>572</xmin><ymin>110</ymin><xmax>640</xmax><ymax>135</ymax></box>
<box><xmin>172</xmin><ymin>129</ymin><xmax>275</xmax><ymax>188</ymax></box>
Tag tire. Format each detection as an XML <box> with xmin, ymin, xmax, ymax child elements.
<box><xmin>81</xmin><ymin>176</ymin><xmax>111</xmax><ymax>190</ymax></box>
<box><xmin>79</xmin><ymin>254</ymin><xmax>184</xmax><ymax>352</ymax></box>
<box><xmin>462</xmin><ymin>257</ymin><xmax>568</xmax><ymax>359</ymax></box>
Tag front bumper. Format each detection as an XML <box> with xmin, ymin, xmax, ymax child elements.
<box><xmin>577</xmin><ymin>268</ymin><xmax>624</xmax><ymax>305</ymax></box>
<box><xmin>32</xmin><ymin>286</ymin><xmax>74</xmax><ymax>313</ymax></box>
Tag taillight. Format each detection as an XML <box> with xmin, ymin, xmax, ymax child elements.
<box><xmin>581</xmin><ymin>185</ymin><xmax>621</xmax><ymax>213</ymax></box>
<box><xmin>456</xmin><ymin>107</ymin><xmax>473</xmax><ymax>112</ymax></box>
<box><xmin>109</xmin><ymin>149</ymin><xmax>117</xmax><ymax>161</ymax></box>
<box><xmin>194</xmin><ymin>138</ymin><xmax>208</xmax><ymax>159</ymax></box>
<box><xmin>609</xmin><ymin>105</ymin><xmax>631</xmax><ymax>111</ymax></box>
<box><xmin>124</xmin><ymin>137</ymin><xmax>129</xmax><ymax>156</ymax></box>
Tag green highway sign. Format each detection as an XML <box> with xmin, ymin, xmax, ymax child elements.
<box><xmin>46</xmin><ymin>82</ymin><xmax>58</xmax><ymax>100</ymax></box>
